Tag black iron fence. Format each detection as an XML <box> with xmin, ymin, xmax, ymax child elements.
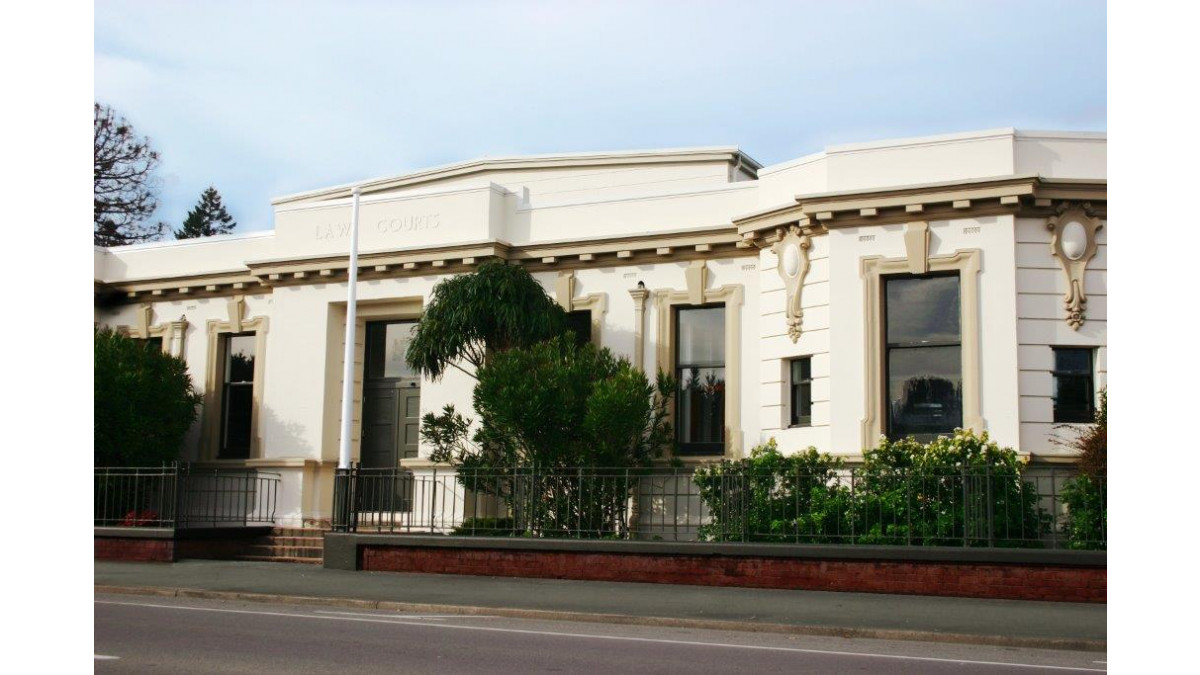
<box><xmin>95</xmin><ymin>464</ymin><xmax>281</xmax><ymax>528</ymax></box>
<box><xmin>331</xmin><ymin>465</ymin><xmax>1105</xmax><ymax>550</ymax></box>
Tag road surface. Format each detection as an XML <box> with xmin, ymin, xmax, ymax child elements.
<box><xmin>95</xmin><ymin>593</ymin><xmax>1105</xmax><ymax>673</ymax></box>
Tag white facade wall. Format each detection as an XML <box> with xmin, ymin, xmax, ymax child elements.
<box><xmin>1014</xmin><ymin>217</ymin><xmax>1107</xmax><ymax>456</ymax></box>
<box><xmin>94</xmin><ymin>129</ymin><xmax>1107</xmax><ymax>525</ymax></box>
<box><xmin>757</xmin><ymin>230</ymin><xmax>832</xmax><ymax>450</ymax></box>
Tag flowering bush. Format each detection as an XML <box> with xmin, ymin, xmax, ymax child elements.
<box><xmin>854</xmin><ymin>430</ymin><xmax>1048</xmax><ymax>547</ymax></box>
<box><xmin>693</xmin><ymin>430</ymin><xmax>1050</xmax><ymax>547</ymax></box>
<box><xmin>694</xmin><ymin>439</ymin><xmax>851</xmax><ymax>543</ymax></box>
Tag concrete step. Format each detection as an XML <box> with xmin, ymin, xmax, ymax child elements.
<box><xmin>250</xmin><ymin>536</ymin><xmax>325</xmax><ymax>547</ymax></box>
<box><xmin>232</xmin><ymin>555</ymin><xmax>323</xmax><ymax>565</ymax></box>
<box><xmin>270</xmin><ymin>528</ymin><xmax>329</xmax><ymax>537</ymax></box>
<box><xmin>241</xmin><ymin>544</ymin><xmax>324</xmax><ymax>559</ymax></box>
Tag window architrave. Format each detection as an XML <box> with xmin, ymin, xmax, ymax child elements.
<box><xmin>202</xmin><ymin>297</ymin><xmax>268</xmax><ymax>461</ymax></box>
<box><xmin>653</xmin><ymin>261</ymin><xmax>744</xmax><ymax>459</ymax></box>
<box><xmin>860</xmin><ymin>249</ymin><xmax>982</xmax><ymax>448</ymax></box>
<box><xmin>119</xmin><ymin>303</ymin><xmax>190</xmax><ymax>358</ymax></box>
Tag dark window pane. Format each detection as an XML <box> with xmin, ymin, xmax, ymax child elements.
<box><xmin>365</xmin><ymin>323</ymin><xmax>385</xmax><ymax>379</ymax></box>
<box><xmin>566</xmin><ymin>311</ymin><xmax>592</xmax><ymax>347</ymax></box>
<box><xmin>677</xmin><ymin>367</ymin><xmax>725</xmax><ymax>451</ymax></box>
<box><xmin>676</xmin><ymin>306</ymin><xmax>725</xmax><ymax>454</ymax></box>
<box><xmin>225</xmin><ymin>334</ymin><xmax>256</xmax><ymax>383</ymax></box>
<box><xmin>222</xmin><ymin>383</ymin><xmax>253</xmax><ymax>458</ymax></box>
<box><xmin>790</xmin><ymin>358</ymin><xmax>812</xmax><ymax>427</ymax></box>
<box><xmin>1053</xmin><ymin>348</ymin><xmax>1094</xmax><ymax>422</ymax></box>
<box><xmin>887</xmin><ymin>345</ymin><xmax>963</xmax><ymax>440</ymax></box>
<box><xmin>1055</xmin><ymin>348</ymin><xmax>1091</xmax><ymax>373</ymax></box>
<box><xmin>677</xmin><ymin>307</ymin><xmax>725</xmax><ymax>366</ymax></box>
<box><xmin>144</xmin><ymin>337</ymin><xmax>163</xmax><ymax>351</ymax></box>
<box><xmin>886</xmin><ymin>275</ymin><xmax>960</xmax><ymax>345</ymax></box>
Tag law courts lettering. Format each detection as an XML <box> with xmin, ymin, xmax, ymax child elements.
<box><xmin>314</xmin><ymin>213</ymin><xmax>441</xmax><ymax>240</ymax></box>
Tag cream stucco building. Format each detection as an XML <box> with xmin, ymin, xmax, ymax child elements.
<box><xmin>93</xmin><ymin>128</ymin><xmax>1107</xmax><ymax>527</ymax></box>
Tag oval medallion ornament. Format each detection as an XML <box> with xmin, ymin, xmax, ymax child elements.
<box><xmin>782</xmin><ymin>243</ymin><xmax>800</xmax><ymax>278</ymax></box>
<box><xmin>1060</xmin><ymin>221</ymin><xmax>1088</xmax><ymax>261</ymax></box>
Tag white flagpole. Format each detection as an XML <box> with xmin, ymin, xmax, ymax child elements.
<box><xmin>338</xmin><ymin>186</ymin><xmax>363</xmax><ymax>470</ymax></box>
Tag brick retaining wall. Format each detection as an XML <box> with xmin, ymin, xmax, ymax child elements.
<box><xmin>337</xmin><ymin>537</ymin><xmax>1105</xmax><ymax>603</ymax></box>
<box><xmin>94</xmin><ymin>526</ymin><xmax>276</xmax><ymax>563</ymax></box>
<box><xmin>95</xmin><ymin>536</ymin><xmax>175</xmax><ymax>562</ymax></box>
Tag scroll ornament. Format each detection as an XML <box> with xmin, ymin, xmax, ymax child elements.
<box><xmin>772</xmin><ymin>226</ymin><xmax>812</xmax><ymax>342</ymax></box>
<box><xmin>1046</xmin><ymin>203</ymin><xmax>1103</xmax><ymax>330</ymax></box>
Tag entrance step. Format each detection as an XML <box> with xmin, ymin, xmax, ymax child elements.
<box><xmin>240</xmin><ymin>544</ymin><xmax>325</xmax><ymax>558</ymax></box>
<box><xmin>231</xmin><ymin>555</ymin><xmax>323</xmax><ymax>565</ymax></box>
<box><xmin>178</xmin><ymin>527</ymin><xmax>326</xmax><ymax>565</ymax></box>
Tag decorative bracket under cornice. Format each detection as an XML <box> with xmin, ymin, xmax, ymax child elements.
<box><xmin>1046</xmin><ymin>202</ymin><xmax>1104</xmax><ymax>330</ymax></box>
<box><xmin>733</xmin><ymin>175</ymin><xmax>1106</xmax><ymax>241</ymax></box>
<box><xmin>771</xmin><ymin>226</ymin><xmax>812</xmax><ymax>342</ymax></box>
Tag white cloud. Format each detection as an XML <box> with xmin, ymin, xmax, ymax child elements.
<box><xmin>94</xmin><ymin>0</ymin><xmax>1105</xmax><ymax>232</ymax></box>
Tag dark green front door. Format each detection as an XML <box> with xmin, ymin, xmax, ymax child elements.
<box><xmin>361</xmin><ymin>380</ymin><xmax>420</xmax><ymax>468</ymax></box>
<box><xmin>360</xmin><ymin>321</ymin><xmax>421</xmax><ymax>511</ymax></box>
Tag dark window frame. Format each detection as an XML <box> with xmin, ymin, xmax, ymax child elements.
<box><xmin>789</xmin><ymin>357</ymin><xmax>813</xmax><ymax>428</ymax></box>
<box><xmin>219</xmin><ymin>332</ymin><xmax>256</xmax><ymax>459</ymax></box>
<box><xmin>674</xmin><ymin>304</ymin><xmax>726</xmax><ymax>456</ymax></box>
<box><xmin>882</xmin><ymin>271</ymin><xmax>963</xmax><ymax>441</ymax></box>
<box><xmin>1052</xmin><ymin>347</ymin><xmax>1096</xmax><ymax>423</ymax></box>
<box><xmin>364</xmin><ymin>320</ymin><xmax>421</xmax><ymax>381</ymax></box>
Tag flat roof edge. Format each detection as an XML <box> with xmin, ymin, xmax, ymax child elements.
<box><xmin>272</xmin><ymin>146</ymin><xmax>760</xmax><ymax>206</ymax></box>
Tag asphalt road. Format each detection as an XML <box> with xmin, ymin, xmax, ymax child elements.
<box><xmin>95</xmin><ymin>593</ymin><xmax>1106</xmax><ymax>673</ymax></box>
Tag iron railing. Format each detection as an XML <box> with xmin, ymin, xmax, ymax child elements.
<box><xmin>94</xmin><ymin>463</ymin><xmax>281</xmax><ymax>528</ymax></box>
<box><xmin>331</xmin><ymin>464</ymin><xmax>1105</xmax><ymax>550</ymax></box>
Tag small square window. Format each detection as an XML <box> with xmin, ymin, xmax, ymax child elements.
<box><xmin>790</xmin><ymin>357</ymin><xmax>812</xmax><ymax>427</ymax></box>
<box><xmin>1052</xmin><ymin>347</ymin><xmax>1095</xmax><ymax>423</ymax></box>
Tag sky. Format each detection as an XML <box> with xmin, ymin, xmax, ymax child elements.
<box><xmin>94</xmin><ymin>0</ymin><xmax>1106</xmax><ymax>234</ymax></box>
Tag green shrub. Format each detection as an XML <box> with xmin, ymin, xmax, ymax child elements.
<box><xmin>854</xmin><ymin>430</ymin><xmax>1048</xmax><ymax>547</ymax></box>
<box><xmin>451</xmin><ymin>517</ymin><xmax>518</xmax><ymax>537</ymax></box>
<box><xmin>1059</xmin><ymin>475</ymin><xmax>1106</xmax><ymax>550</ymax></box>
<box><xmin>94</xmin><ymin>328</ymin><xmax>201</xmax><ymax>466</ymax></box>
<box><xmin>1058</xmin><ymin>389</ymin><xmax>1106</xmax><ymax>549</ymax></box>
<box><xmin>423</xmin><ymin>335</ymin><xmax>675</xmax><ymax>538</ymax></box>
<box><xmin>693</xmin><ymin>430</ymin><xmax>1050</xmax><ymax>547</ymax></box>
<box><xmin>693</xmin><ymin>440</ymin><xmax>851</xmax><ymax>543</ymax></box>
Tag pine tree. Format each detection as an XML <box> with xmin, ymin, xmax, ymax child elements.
<box><xmin>175</xmin><ymin>186</ymin><xmax>237</xmax><ymax>239</ymax></box>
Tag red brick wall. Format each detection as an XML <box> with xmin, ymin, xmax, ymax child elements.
<box><xmin>95</xmin><ymin>537</ymin><xmax>175</xmax><ymax>563</ymax></box>
<box><xmin>360</xmin><ymin>546</ymin><xmax>1105</xmax><ymax>603</ymax></box>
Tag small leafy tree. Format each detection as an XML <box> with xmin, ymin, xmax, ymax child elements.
<box><xmin>175</xmin><ymin>186</ymin><xmax>237</xmax><ymax>239</ymax></box>
<box><xmin>423</xmin><ymin>335</ymin><xmax>675</xmax><ymax>537</ymax></box>
<box><xmin>405</xmin><ymin>261</ymin><xmax>568</xmax><ymax>380</ymax></box>
<box><xmin>95</xmin><ymin>328</ymin><xmax>201</xmax><ymax>466</ymax></box>
<box><xmin>854</xmin><ymin>430</ymin><xmax>1047</xmax><ymax>547</ymax></box>
<box><xmin>1058</xmin><ymin>389</ymin><xmax>1107</xmax><ymax>549</ymax></box>
<box><xmin>94</xmin><ymin>103</ymin><xmax>164</xmax><ymax>246</ymax></box>
<box><xmin>694</xmin><ymin>440</ymin><xmax>850</xmax><ymax>543</ymax></box>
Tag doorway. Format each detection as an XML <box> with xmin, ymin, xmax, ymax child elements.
<box><xmin>361</xmin><ymin>321</ymin><xmax>421</xmax><ymax>469</ymax></box>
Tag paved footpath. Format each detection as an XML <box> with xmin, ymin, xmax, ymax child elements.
<box><xmin>95</xmin><ymin>559</ymin><xmax>1106</xmax><ymax>651</ymax></box>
